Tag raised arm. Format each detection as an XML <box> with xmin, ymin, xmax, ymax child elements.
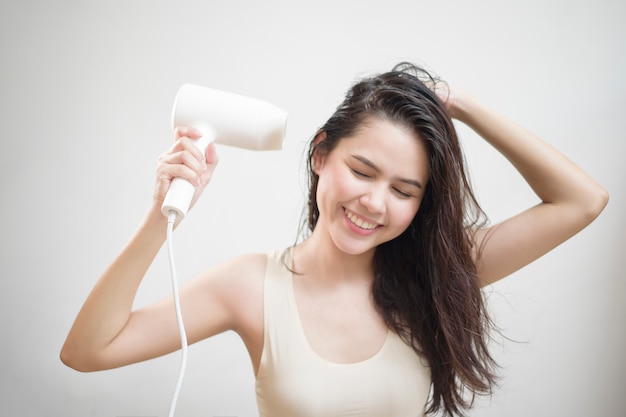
<box><xmin>60</xmin><ymin>128</ymin><xmax>229</xmax><ymax>371</ymax></box>
<box><xmin>445</xmin><ymin>91</ymin><xmax>608</xmax><ymax>286</ymax></box>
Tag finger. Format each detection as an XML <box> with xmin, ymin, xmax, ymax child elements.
<box><xmin>196</xmin><ymin>143</ymin><xmax>219</xmax><ymax>184</ymax></box>
<box><xmin>157</xmin><ymin>156</ymin><xmax>203</xmax><ymax>187</ymax></box>
<box><xmin>167</xmin><ymin>136</ymin><xmax>207</xmax><ymax>168</ymax></box>
<box><xmin>160</xmin><ymin>148</ymin><xmax>206</xmax><ymax>178</ymax></box>
<box><xmin>154</xmin><ymin>164</ymin><xmax>202</xmax><ymax>206</ymax></box>
<box><xmin>205</xmin><ymin>142</ymin><xmax>219</xmax><ymax>166</ymax></box>
<box><xmin>174</xmin><ymin>126</ymin><xmax>203</xmax><ymax>141</ymax></box>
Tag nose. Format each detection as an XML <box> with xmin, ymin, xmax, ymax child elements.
<box><xmin>359</xmin><ymin>184</ymin><xmax>386</xmax><ymax>215</ymax></box>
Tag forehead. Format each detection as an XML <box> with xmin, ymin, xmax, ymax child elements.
<box><xmin>334</xmin><ymin>118</ymin><xmax>430</xmax><ymax>182</ymax></box>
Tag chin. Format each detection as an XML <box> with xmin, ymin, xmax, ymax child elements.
<box><xmin>332</xmin><ymin>239</ymin><xmax>378</xmax><ymax>257</ymax></box>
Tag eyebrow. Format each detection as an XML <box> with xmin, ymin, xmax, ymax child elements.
<box><xmin>350</xmin><ymin>154</ymin><xmax>424</xmax><ymax>189</ymax></box>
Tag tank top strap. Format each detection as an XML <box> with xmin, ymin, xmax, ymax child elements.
<box><xmin>260</xmin><ymin>248</ymin><xmax>300</xmax><ymax>366</ymax></box>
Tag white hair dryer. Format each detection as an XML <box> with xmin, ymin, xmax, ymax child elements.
<box><xmin>161</xmin><ymin>84</ymin><xmax>288</xmax><ymax>220</ymax></box>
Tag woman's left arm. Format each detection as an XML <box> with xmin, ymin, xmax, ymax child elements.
<box><xmin>446</xmin><ymin>90</ymin><xmax>609</xmax><ymax>287</ymax></box>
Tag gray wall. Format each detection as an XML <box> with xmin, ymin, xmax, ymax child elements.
<box><xmin>1</xmin><ymin>1</ymin><xmax>624</xmax><ymax>416</ymax></box>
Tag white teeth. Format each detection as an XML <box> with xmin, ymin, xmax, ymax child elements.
<box><xmin>345</xmin><ymin>209</ymin><xmax>377</xmax><ymax>230</ymax></box>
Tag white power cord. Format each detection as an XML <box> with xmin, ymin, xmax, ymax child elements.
<box><xmin>166</xmin><ymin>211</ymin><xmax>188</xmax><ymax>417</ymax></box>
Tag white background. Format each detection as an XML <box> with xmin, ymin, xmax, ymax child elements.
<box><xmin>1</xmin><ymin>1</ymin><xmax>624</xmax><ymax>416</ymax></box>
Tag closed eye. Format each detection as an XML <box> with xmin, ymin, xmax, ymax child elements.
<box><xmin>351</xmin><ymin>168</ymin><xmax>370</xmax><ymax>178</ymax></box>
<box><xmin>393</xmin><ymin>188</ymin><xmax>413</xmax><ymax>198</ymax></box>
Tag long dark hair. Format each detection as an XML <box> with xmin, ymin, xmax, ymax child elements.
<box><xmin>303</xmin><ymin>62</ymin><xmax>498</xmax><ymax>416</ymax></box>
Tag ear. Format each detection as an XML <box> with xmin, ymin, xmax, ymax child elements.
<box><xmin>311</xmin><ymin>131</ymin><xmax>328</xmax><ymax>175</ymax></box>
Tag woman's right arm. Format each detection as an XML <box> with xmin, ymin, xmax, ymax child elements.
<box><xmin>60</xmin><ymin>127</ymin><xmax>223</xmax><ymax>371</ymax></box>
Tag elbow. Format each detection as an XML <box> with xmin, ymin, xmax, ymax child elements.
<box><xmin>585</xmin><ymin>184</ymin><xmax>609</xmax><ymax>222</ymax></box>
<box><xmin>59</xmin><ymin>345</ymin><xmax>86</xmax><ymax>372</ymax></box>
<box><xmin>570</xmin><ymin>183</ymin><xmax>609</xmax><ymax>230</ymax></box>
<box><xmin>59</xmin><ymin>353</ymin><xmax>79</xmax><ymax>372</ymax></box>
<box><xmin>60</xmin><ymin>343</ymin><xmax>101</xmax><ymax>373</ymax></box>
<box><xmin>557</xmin><ymin>183</ymin><xmax>609</xmax><ymax>234</ymax></box>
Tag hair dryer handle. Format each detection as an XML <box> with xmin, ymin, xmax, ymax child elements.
<box><xmin>161</xmin><ymin>125</ymin><xmax>216</xmax><ymax>220</ymax></box>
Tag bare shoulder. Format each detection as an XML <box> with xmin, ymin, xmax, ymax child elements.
<box><xmin>211</xmin><ymin>252</ymin><xmax>267</xmax><ymax>279</ymax></box>
<box><xmin>181</xmin><ymin>252</ymin><xmax>267</xmax><ymax>337</ymax></box>
<box><xmin>206</xmin><ymin>252</ymin><xmax>267</xmax><ymax>367</ymax></box>
<box><xmin>208</xmin><ymin>252</ymin><xmax>267</xmax><ymax>321</ymax></box>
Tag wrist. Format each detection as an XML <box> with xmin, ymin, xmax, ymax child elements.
<box><xmin>144</xmin><ymin>202</ymin><xmax>169</xmax><ymax>231</ymax></box>
<box><xmin>445</xmin><ymin>89</ymin><xmax>472</xmax><ymax>122</ymax></box>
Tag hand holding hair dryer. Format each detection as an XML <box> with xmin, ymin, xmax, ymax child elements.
<box><xmin>161</xmin><ymin>84</ymin><xmax>288</xmax><ymax>220</ymax></box>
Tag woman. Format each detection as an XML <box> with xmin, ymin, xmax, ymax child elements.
<box><xmin>61</xmin><ymin>63</ymin><xmax>608</xmax><ymax>416</ymax></box>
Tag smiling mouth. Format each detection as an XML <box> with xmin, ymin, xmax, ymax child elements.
<box><xmin>344</xmin><ymin>208</ymin><xmax>379</xmax><ymax>230</ymax></box>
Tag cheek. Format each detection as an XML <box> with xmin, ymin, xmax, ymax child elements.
<box><xmin>392</xmin><ymin>201</ymin><xmax>422</xmax><ymax>230</ymax></box>
<box><xmin>318</xmin><ymin>165</ymin><xmax>359</xmax><ymax>203</ymax></box>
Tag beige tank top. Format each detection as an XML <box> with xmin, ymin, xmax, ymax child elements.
<box><xmin>255</xmin><ymin>249</ymin><xmax>431</xmax><ymax>417</ymax></box>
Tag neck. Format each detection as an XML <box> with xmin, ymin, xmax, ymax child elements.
<box><xmin>294</xmin><ymin>227</ymin><xmax>376</xmax><ymax>285</ymax></box>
